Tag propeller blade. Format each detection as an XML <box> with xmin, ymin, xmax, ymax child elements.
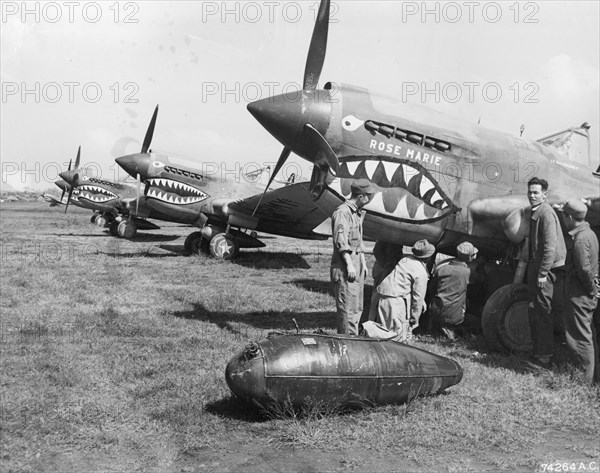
<box><xmin>74</xmin><ymin>146</ymin><xmax>81</xmax><ymax>170</ymax></box>
<box><xmin>60</xmin><ymin>188</ymin><xmax>66</xmax><ymax>203</ymax></box>
<box><xmin>302</xmin><ymin>0</ymin><xmax>330</xmax><ymax>91</ymax></box>
<box><xmin>251</xmin><ymin>147</ymin><xmax>292</xmax><ymax>216</ymax></box>
<box><xmin>64</xmin><ymin>188</ymin><xmax>73</xmax><ymax>214</ymax></box>
<box><xmin>67</xmin><ymin>159</ymin><xmax>72</xmax><ymax>171</ymax></box>
<box><xmin>136</xmin><ymin>173</ymin><xmax>141</xmax><ymax>214</ymax></box>
<box><xmin>141</xmin><ymin>105</ymin><xmax>159</xmax><ymax>154</ymax></box>
<box><xmin>303</xmin><ymin>123</ymin><xmax>339</xmax><ymax>174</ymax></box>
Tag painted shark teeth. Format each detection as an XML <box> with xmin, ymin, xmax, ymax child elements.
<box><xmin>333</xmin><ymin>158</ymin><xmax>456</xmax><ymax>221</ymax></box>
<box><xmin>146</xmin><ymin>178</ymin><xmax>208</xmax><ymax>205</ymax></box>
<box><xmin>77</xmin><ymin>185</ymin><xmax>118</xmax><ymax>203</ymax></box>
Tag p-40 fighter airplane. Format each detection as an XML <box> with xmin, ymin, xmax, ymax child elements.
<box><xmin>58</xmin><ymin>147</ymin><xmax>165</xmax><ymax>237</ymax></box>
<box><xmin>42</xmin><ymin>180</ymin><xmax>86</xmax><ymax>208</ymax></box>
<box><xmin>245</xmin><ymin>0</ymin><xmax>600</xmax><ymax>352</ymax></box>
<box><xmin>115</xmin><ymin>106</ymin><xmax>329</xmax><ymax>259</ymax></box>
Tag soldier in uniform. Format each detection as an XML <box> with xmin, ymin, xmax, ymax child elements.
<box><xmin>368</xmin><ymin>241</ymin><xmax>405</xmax><ymax>322</ymax></box>
<box><xmin>368</xmin><ymin>239</ymin><xmax>435</xmax><ymax>343</ymax></box>
<box><xmin>429</xmin><ymin>241</ymin><xmax>480</xmax><ymax>340</ymax></box>
<box><xmin>558</xmin><ymin>200</ymin><xmax>599</xmax><ymax>384</ymax></box>
<box><xmin>330</xmin><ymin>179</ymin><xmax>375</xmax><ymax>335</ymax></box>
<box><xmin>526</xmin><ymin>177</ymin><xmax>566</xmax><ymax>366</ymax></box>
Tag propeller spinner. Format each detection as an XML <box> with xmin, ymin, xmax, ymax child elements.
<box><xmin>248</xmin><ymin>0</ymin><xmax>338</xmax><ymax>213</ymax></box>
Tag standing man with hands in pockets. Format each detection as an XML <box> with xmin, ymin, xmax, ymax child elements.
<box><xmin>330</xmin><ymin>179</ymin><xmax>375</xmax><ymax>335</ymax></box>
<box><xmin>526</xmin><ymin>177</ymin><xmax>566</xmax><ymax>366</ymax></box>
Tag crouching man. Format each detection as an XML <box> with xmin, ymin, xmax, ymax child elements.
<box><xmin>365</xmin><ymin>240</ymin><xmax>435</xmax><ymax>343</ymax></box>
<box><xmin>429</xmin><ymin>241</ymin><xmax>481</xmax><ymax>340</ymax></box>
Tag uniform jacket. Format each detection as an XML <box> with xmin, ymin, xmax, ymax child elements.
<box><xmin>377</xmin><ymin>255</ymin><xmax>429</xmax><ymax>321</ymax></box>
<box><xmin>430</xmin><ymin>258</ymin><xmax>470</xmax><ymax>325</ymax></box>
<box><xmin>528</xmin><ymin>202</ymin><xmax>566</xmax><ymax>277</ymax></box>
<box><xmin>330</xmin><ymin>201</ymin><xmax>365</xmax><ymax>272</ymax></box>
<box><xmin>567</xmin><ymin>222</ymin><xmax>599</xmax><ymax>296</ymax></box>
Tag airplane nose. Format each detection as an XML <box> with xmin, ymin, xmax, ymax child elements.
<box><xmin>247</xmin><ymin>90</ymin><xmax>332</xmax><ymax>160</ymax></box>
<box><xmin>115</xmin><ymin>153</ymin><xmax>150</xmax><ymax>178</ymax></box>
<box><xmin>55</xmin><ymin>180</ymin><xmax>69</xmax><ymax>191</ymax></box>
<box><xmin>59</xmin><ymin>170</ymin><xmax>76</xmax><ymax>186</ymax></box>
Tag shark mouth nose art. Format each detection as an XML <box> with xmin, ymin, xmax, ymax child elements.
<box><xmin>146</xmin><ymin>178</ymin><xmax>208</xmax><ymax>205</ymax></box>
<box><xmin>78</xmin><ymin>185</ymin><xmax>118</xmax><ymax>203</ymax></box>
<box><xmin>328</xmin><ymin>157</ymin><xmax>459</xmax><ymax>222</ymax></box>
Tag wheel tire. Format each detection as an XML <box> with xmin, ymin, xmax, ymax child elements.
<box><xmin>117</xmin><ymin>221</ymin><xmax>137</xmax><ymax>239</ymax></box>
<box><xmin>95</xmin><ymin>215</ymin><xmax>109</xmax><ymax>228</ymax></box>
<box><xmin>109</xmin><ymin>220</ymin><xmax>120</xmax><ymax>236</ymax></box>
<box><xmin>91</xmin><ymin>213</ymin><xmax>99</xmax><ymax>224</ymax></box>
<box><xmin>184</xmin><ymin>231</ymin><xmax>208</xmax><ymax>255</ymax></box>
<box><xmin>209</xmin><ymin>233</ymin><xmax>239</xmax><ymax>260</ymax></box>
<box><xmin>481</xmin><ymin>283</ymin><xmax>532</xmax><ymax>353</ymax></box>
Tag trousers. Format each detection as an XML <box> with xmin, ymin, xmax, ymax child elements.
<box><xmin>564</xmin><ymin>282</ymin><xmax>599</xmax><ymax>384</ymax></box>
<box><xmin>527</xmin><ymin>264</ymin><xmax>559</xmax><ymax>358</ymax></box>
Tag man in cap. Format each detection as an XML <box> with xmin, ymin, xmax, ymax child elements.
<box><xmin>330</xmin><ymin>178</ymin><xmax>375</xmax><ymax>335</ymax></box>
<box><xmin>526</xmin><ymin>177</ymin><xmax>566</xmax><ymax>366</ymax></box>
<box><xmin>367</xmin><ymin>239</ymin><xmax>435</xmax><ymax>343</ymax></box>
<box><xmin>429</xmin><ymin>241</ymin><xmax>481</xmax><ymax>340</ymax></box>
<box><xmin>558</xmin><ymin>200</ymin><xmax>599</xmax><ymax>384</ymax></box>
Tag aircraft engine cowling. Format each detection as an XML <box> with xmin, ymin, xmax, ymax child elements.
<box><xmin>501</xmin><ymin>207</ymin><xmax>530</xmax><ymax>243</ymax></box>
<box><xmin>467</xmin><ymin>196</ymin><xmax>530</xmax><ymax>243</ymax></box>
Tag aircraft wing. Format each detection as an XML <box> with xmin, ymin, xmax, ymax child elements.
<box><xmin>228</xmin><ymin>182</ymin><xmax>330</xmax><ymax>240</ymax></box>
<box><xmin>43</xmin><ymin>194</ymin><xmax>64</xmax><ymax>207</ymax></box>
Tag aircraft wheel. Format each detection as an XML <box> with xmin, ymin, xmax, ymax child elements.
<box><xmin>481</xmin><ymin>283</ymin><xmax>532</xmax><ymax>353</ymax></box>
<box><xmin>184</xmin><ymin>231</ymin><xmax>208</xmax><ymax>255</ymax></box>
<box><xmin>117</xmin><ymin>221</ymin><xmax>137</xmax><ymax>239</ymax></box>
<box><xmin>91</xmin><ymin>213</ymin><xmax>99</xmax><ymax>224</ymax></box>
<box><xmin>209</xmin><ymin>233</ymin><xmax>239</xmax><ymax>260</ymax></box>
<box><xmin>95</xmin><ymin>215</ymin><xmax>109</xmax><ymax>228</ymax></box>
<box><xmin>109</xmin><ymin>220</ymin><xmax>120</xmax><ymax>236</ymax></box>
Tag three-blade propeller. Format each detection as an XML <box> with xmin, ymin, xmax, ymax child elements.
<box><xmin>64</xmin><ymin>146</ymin><xmax>81</xmax><ymax>214</ymax></box>
<box><xmin>251</xmin><ymin>0</ymin><xmax>337</xmax><ymax>215</ymax></box>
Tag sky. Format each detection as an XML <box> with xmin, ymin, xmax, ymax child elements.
<box><xmin>1</xmin><ymin>0</ymin><xmax>599</xmax><ymax>191</ymax></box>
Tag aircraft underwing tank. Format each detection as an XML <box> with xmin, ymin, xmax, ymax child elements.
<box><xmin>225</xmin><ymin>333</ymin><xmax>463</xmax><ymax>407</ymax></box>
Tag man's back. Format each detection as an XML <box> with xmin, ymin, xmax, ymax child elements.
<box><xmin>430</xmin><ymin>259</ymin><xmax>470</xmax><ymax>325</ymax></box>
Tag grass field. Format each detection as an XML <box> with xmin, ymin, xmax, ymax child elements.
<box><xmin>1</xmin><ymin>202</ymin><xmax>599</xmax><ymax>473</ymax></box>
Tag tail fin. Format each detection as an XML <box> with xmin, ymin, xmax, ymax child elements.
<box><xmin>536</xmin><ymin>122</ymin><xmax>591</xmax><ymax>166</ymax></box>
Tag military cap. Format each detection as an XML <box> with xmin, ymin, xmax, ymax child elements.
<box><xmin>350</xmin><ymin>179</ymin><xmax>375</xmax><ymax>195</ymax></box>
<box><xmin>457</xmin><ymin>241</ymin><xmax>478</xmax><ymax>257</ymax></box>
<box><xmin>412</xmin><ymin>239</ymin><xmax>435</xmax><ymax>259</ymax></box>
<box><xmin>559</xmin><ymin>200</ymin><xmax>588</xmax><ymax>219</ymax></box>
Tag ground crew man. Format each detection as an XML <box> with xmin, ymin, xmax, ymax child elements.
<box><xmin>330</xmin><ymin>179</ymin><xmax>375</xmax><ymax>335</ymax></box>
<box><xmin>368</xmin><ymin>241</ymin><xmax>405</xmax><ymax>322</ymax></box>
<box><xmin>367</xmin><ymin>239</ymin><xmax>435</xmax><ymax>343</ymax></box>
<box><xmin>558</xmin><ymin>200</ymin><xmax>599</xmax><ymax>384</ymax></box>
<box><xmin>429</xmin><ymin>241</ymin><xmax>480</xmax><ymax>340</ymax></box>
<box><xmin>526</xmin><ymin>177</ymin><xmax>566</xmax><ymax>366</ymax></box>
